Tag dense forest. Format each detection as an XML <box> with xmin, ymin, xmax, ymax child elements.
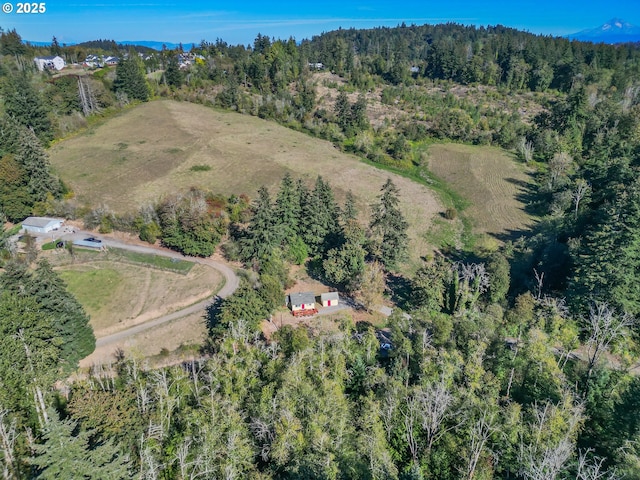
<box><xmin>1</xmin><ymin>21</ymin><xmax>640</xmax><ymax>478</ymax></box>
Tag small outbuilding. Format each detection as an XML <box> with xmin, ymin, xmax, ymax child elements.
<box><xmin>22</xmin><ymin>217</ymin><xmax>64</xmax><ymax>234</ymax></box>
<box><xmin>287</xmin><ymin>292</ymin><xmax>317</xmax><ymax>316</ymax></box>
<box><xmin>320</xmin><ymin>292</ymin><xmax>340</xmax><ymax>307</ymax></box>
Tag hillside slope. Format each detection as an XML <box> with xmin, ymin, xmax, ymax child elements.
<box><xmin>49</xmin><ymin>100</ymin><xmax>442</xmax><ymax>263</ymax></box>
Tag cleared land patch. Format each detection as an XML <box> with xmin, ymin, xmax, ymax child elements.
<box><xmin>57</xmin><ymin>261</ymin><xmax>223</xmax><ymax>337</ymax></box>
<box><xmin>426</xmin><ymin>143</ymin><xmax>535</xmax><ymax>242</ymax></box>
<box><xmin>80</xmin><ymin>311</ymin><xmax>208</xmax><ymax>367</ymax></box>
<box><xmin>49</xmin><ymin>100</ymin><xmax>441</xmax><ymax>264</ymax></box>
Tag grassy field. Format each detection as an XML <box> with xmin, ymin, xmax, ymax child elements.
<box><xmin>57</xmin><ymin>260</ymin><xmax>223</xmax><ymax>337</ymax></box>
<box><xmin>49</xmin><ymin>100</ymin><xmax>442</xmax><ymax>264</ymax></box>
<box><xmin>106</xmin><ymin>247</ymin><xmax>194</xmax><ymax>274</ymax></box>
<box><xmin>426</xmin><ymin>143</ymin><xmax>535</xmax><ymax>247</ymax></box>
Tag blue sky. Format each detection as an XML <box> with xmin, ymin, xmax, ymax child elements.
<box><xmin>2</xmin><ymin>0</ymin><xmax>639</xmax><ymax>45</ymax></box>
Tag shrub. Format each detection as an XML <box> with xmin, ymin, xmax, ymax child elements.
<box><xmin>190</xmin><ymin>164</ymin><xmax>212</xmax><ymax>172</ymax></box>
<box><xmin>444</xmin><ymin>208</ymin><xmax>458</xmax><ymax>220</ymax></box>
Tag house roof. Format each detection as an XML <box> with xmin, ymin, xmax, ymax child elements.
<box><xmin>22</xmin><ymin>217</ymin><xmax>62</xmax><ymax>228</ymax></box>
<box><xmin>288</xmin><ymin>292</ymin><xmax>316</xmax><ymax>305</ymax></box>
<box><xmin>321</xmin><ymin>292</ymin><xmax>339</xmax><ymax>301</ymax></box>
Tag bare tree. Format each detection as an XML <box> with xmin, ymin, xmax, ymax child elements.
<box><xmin>533</xmin><ymin>269</ymin><xmax>544</xmax><ymax>300</ymax></box>
<box><xmin>582</xmin><ymin>302</ymin><xmax>635</xmax><ymax>378</ymax></box>
<box><xmin>464</xmin><ymin>409</ymin><xmax>497</xmax><ymax>480</ymax></box>
<box><xmin>520</xmin><ymin>437</ymin><xmax>574</xmax><ymax>480</ymax></box>
<box><xmin>519</xmin><ymin>398</ymin><xmax>584</xmax><ymax>480</ymax></box>
<box><xmin>572</xmin><ymin>180</ymin><xmax>590</xmax><ymax>218</ymax></box>
<box><xmin>517</xmin><ymin>137</ymin><xmax>535</xmax><ymax>163</ymax></box>
<box><xmin>547</xmin><ymin>152</ymin><xmax>573</xmax><ymax>190</ymax></box>
<box><xmin>451</xmin><ymin>262</ymin><xmax>489</xmax><ymax>312</ymax></box>
<box><xmin>576</xmin><ymin>449</ymin><xmax>620</xmax><ymax>480</ymax></box>
<box><xmin>414</xmin><ymin>378</ymin><xmax>461</xmax><ymax>453</ymax></box>
<box><xmin>0</xmin><ymin>409</ymin><xmax>17</xmax><ymax>480</ymax></box>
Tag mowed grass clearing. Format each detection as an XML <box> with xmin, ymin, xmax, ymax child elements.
<box><xmin>426</xmin><ymin>143</ymin><xmax>535</xmax><ymax>244</ymax></box>
<box><xmin>49</xmin><ymin>100</ymin><xmax>441</xmax><ymax>265</ymax></box>
<box><xmin>57</xmin><ymin>261</ymin><xmax>223</xmax><ymax>337</ymax></box>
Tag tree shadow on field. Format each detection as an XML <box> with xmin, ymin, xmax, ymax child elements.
<box><xmin>487</xmin><ymin>173</ymin><xmax>540</xmax><ymax>244</ymax></box>
<box><xmin>505</xmin><ymin>172</ymin><xmax>541</xmax><ymax>216</ymax></box>
<box><xmin>386</xmin><ymin>273</ymin><xmax>413</xmax><ymax>311</ymax></box>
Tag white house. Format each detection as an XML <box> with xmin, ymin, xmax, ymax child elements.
<box><xmin>34</xmin><ymin>55</ymin><xmax>65</xmax><ymax>71</ymax></box>
<box><xmin>320</xmin><ymin>292</ymin><xmax>340</xmax><ymax>307</ymax></box>
<box><xmin>287</xmin><ymin>292</ymin><xmax>317</xmax><ymax>315</ymax></box>
<box><xmin>21</xmin><ymin>217</ymin><xmax>63</xmax><ymax>234</ymax></box>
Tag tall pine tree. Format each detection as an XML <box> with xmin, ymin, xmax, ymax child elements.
<box><xmin>29</xmin><ymin>408</ymin><xmax>131</xmax><ymax>479</ymax></box>
<box><xmin>242</xmin><ymin>186</ymin><xmax>280</xmax><ymax>261</ymax></box>
<box><xmin>2</xmin><ymin>74</ymin><xmax>53</xmax><ymax>143</ymax></box>
<box><xmin>114</xmin><ymin>54</ymin><xmax>150</xmax><ymax>102</ymax></box>
<box><xmin>29</xmin><ymin>260</ymin><xmax>95</xmax><ymax>370</ymax></box>
<box><xmin>369</xmin><ymin>178</ymin><xmax>408</xmax><ymax>269</ymax></box>
<box><xmin>571</xmin><ymin>179</ymin><xmax>640</xmax><ymax>316</ymax></box>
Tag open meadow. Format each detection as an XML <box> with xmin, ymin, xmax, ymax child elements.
<box><xmin>56</xmin><ymin>260</ymin><xmax>223</xmax><ymax>337</ymax></box>
<box><xmin>49</xmin><ymin>100</ymin><xmax>442</xmax><ymax>264</ymax></box>
<box><xmin>426</xmin><ymin>143</ymin><xmax>535</xmax><ymax>246</ymax></box>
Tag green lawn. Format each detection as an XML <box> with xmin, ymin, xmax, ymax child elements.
<box><xmin>58</xmin><ymin>267</ymin><xmax>121</xmax><ymax>314</ymax></box>
<box><xmin>107</xmin><ymin>247</ymin><xmax>194</xmax><ymax>274</ymax></box>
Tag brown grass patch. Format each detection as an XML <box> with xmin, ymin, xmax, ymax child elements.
<box><xmin>80</xmin><ymin>311</ymin><xmax>207</xmax><ymax>367</ymax></box>
<box><xmin>57</xmin><ymin>261</ymin><xmax>222</xmax><ymax>337</ymax></box>
<box><xmin>427</xmin><ymin>143</ymin><xmax>535</xmax><ymax>240</ymax></box>
<box><xmin>49</xmin><ymin>100</ymin><xmax>441</xmax><ymax>264</ymax></box>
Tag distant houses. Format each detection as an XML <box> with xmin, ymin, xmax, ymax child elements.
<box><xmin>33</xmin><ymin>55</ymin><xmax>65</xmax><ymax>71</ymax></box>
<box><xmin>83</xmin><ymin>54</ymin><xmax>120</xmax><ymax>68</ymax></box>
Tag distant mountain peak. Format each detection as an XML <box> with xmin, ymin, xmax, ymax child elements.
<box><xmin>568</xmin><ymin>18</ymin><xmax>640</xmax><ymax>44</ymax></box>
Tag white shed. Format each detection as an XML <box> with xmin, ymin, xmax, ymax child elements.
<box><xmin>320</xmin><ymin>292</ymin><xmax>340</xmax><ymax>307</ymax></box>
<box><xmin>22</xmin><ymin>217</ymin><xmax>63</xmax><ymax>234</ymax></box>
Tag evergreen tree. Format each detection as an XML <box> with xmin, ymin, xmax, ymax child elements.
<box><xmin>2</xmin><ymin>74</ymin><xmax>54</xmax><ymax>143</ymax></box>
<box><xmin>350</xmin><ymin>94</ymin><xmax>369</xmax><ymax>132</ymax></box>
<box><xmin>29</xmin><ymin>408</ymin><xmax>131</xmax><ymax>479</ymax></box>
<box><xmin>113</xmin><ymin>54</ymin><xmax>150</xmax><ymax>102</ymax></box>
<box><xmin>0</xmin><ymin>28</ymin><xmax>26</xmax><ymax>56</ymax></box>
<box><xmin>335</xmin><ymin>90</ymin><xmax>351</xmax><ymax>133</ymax></box>
<box><xmin>50</xmin><ymin>36</ymin><xmax>62</xmax><ymax>56</ymax></box>
<box><xmin>342</xmin><ymin>190</ymin><xmax>358</xmax><ymax>224</ymax></box>
<box><xmin>29</xmin><ymin>260</ymin><xmax>95</xmax><ymax>370</ymax></box>
<box><xmin>302</xmin><ymin>176</ymin><xmax>339</xmax><ymax>255</ymax></box>
<box><xmin>164</xmin><ymin>55</ymin><xmax>184</xmax><ymax>88</ymax></box>
<box><xmin>274</xmin><ymin>173</ymin><xmax>300</xmax><ymax>246</ymax></box>
<box><xmin>0</xmin><ymin>292</ymin><xmax>61</xmax><ymax>428</ymax></box>
<box><xmin>242</xmin><ymin>186</ymin><xmax>279</xmax><ymax>261</ymax></box>
<box><xmin>15</xmin><ymin>127</ymin><xmax>62</xmax><ymax>203</ymax></box>
<box><xmin>369</xmin><ymin>179</ymin><xmax>408</xmax><ymax>268</ymax></box>
<box><xmin>571</xmin><ymin>181</ymin><xmax>640</xmax><ymax>316</ymax></box>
